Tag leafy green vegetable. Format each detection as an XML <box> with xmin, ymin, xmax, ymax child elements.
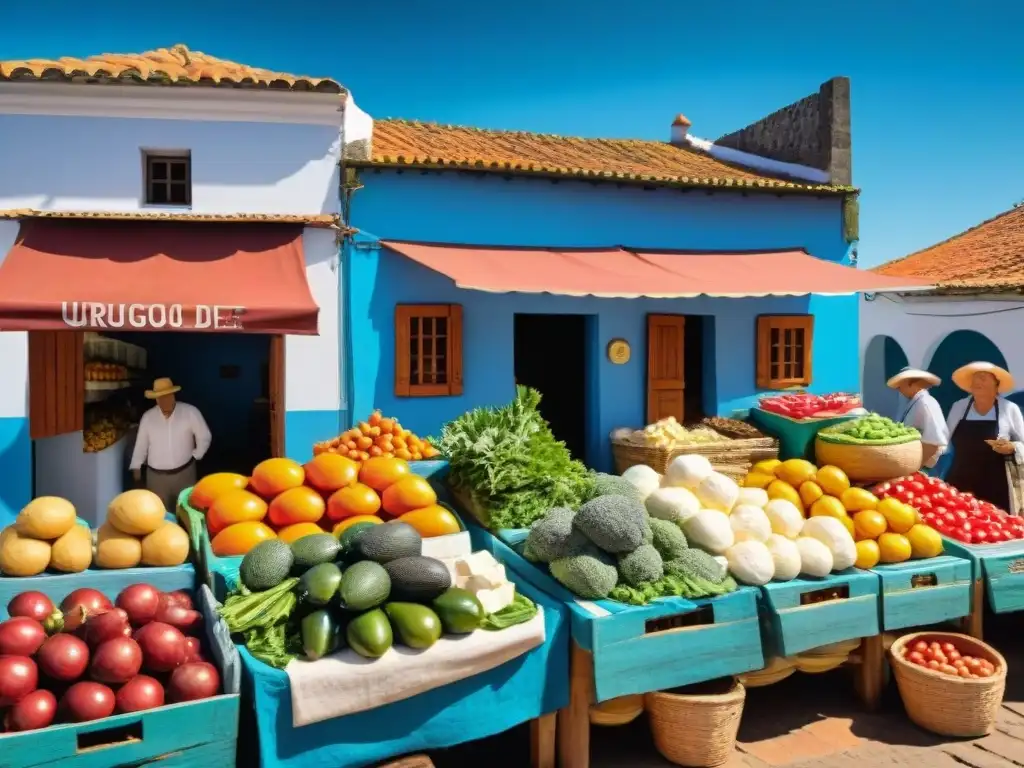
<box><xmin>218</xmin><ymin>577</ymin><xmax>299</xmax><ymax>634</ymax></box>
<box><xmin>243</xmin><ymin>619</ymin><xmax>303</xmax><ymax>669</ymax></box>
<box><xmin>609</xmin><ymin>573</ymin><xmax>738</xmax><ymax>606</ymax></box>
<box><xmin>481</xmin><ymin>592</ymin><xmax>539</xmax><ymax>630</ymax></box>
<box><xmin>437</xmin><ymin>387</ymin><xmax>594</xmax><ymax>529</ymax></box>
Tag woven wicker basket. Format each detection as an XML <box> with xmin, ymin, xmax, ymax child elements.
<box><xmin>814</xmin><ymin>438</ymin><xmax>923</xmax><ymax>484</ymax></box>
<box><xmin>889</xmin><ymin>631</ymin><xmax>1006</xmax><ymax>738</ymax></box>
<box><xmin>612</xmin><ymin>437</ymin><xmax>778</xmax><ymax>475</ymax></box>
<box><xmin>646</xmin><ymin>679</ymin><xmax>745</xmax><ymax>767</ymax></box>
<box><xmin>589</xmin><ymin>694</ymin><xmax>645</xmax><ymax>726</ymax></box>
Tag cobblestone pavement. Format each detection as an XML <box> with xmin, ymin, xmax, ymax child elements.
<box><xmin>427</xmin><ymin>613</ymin><xmax>1024</xmax><ymax>767</ymax></box>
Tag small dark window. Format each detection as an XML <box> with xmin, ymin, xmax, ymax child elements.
<box><xmin>144</xmin><ymin>153</ymin><xmax>191</xmax><ymax>206</ymax></box>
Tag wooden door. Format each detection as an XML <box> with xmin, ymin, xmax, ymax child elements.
<box><xmin>28</xmin><ymin>331</ymin><xmax>84</xmax><ymax>439</ymax></box>
<box><xmin>646</xmin><ymin>315</ymin><xmax>685</xmax><ymax>424</ymax></box>
<box><xmin>269</xmin><ymin>336</ymin><xmax>286</xmax><ymax>458</ymax></box>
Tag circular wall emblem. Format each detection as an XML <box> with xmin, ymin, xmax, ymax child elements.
<box><xmin>607</xmin><ymin>339</ymin><xmax>631</xmax><ymax>365</ymax></box>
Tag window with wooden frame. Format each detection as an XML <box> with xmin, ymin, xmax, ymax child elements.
<box><xmin>756</xmin><ymin>315</ymin><xmax>814</xmax><ymax>389</ymax></box>
<box><xmin>144</xmin><ymin>151</ymin><xmax>191</xmax><ymax>206</ymax></box>
<box><xmin>395</xmin><ymin>304</ymin><xmax>463</xmax><ymax>397</ymax></box>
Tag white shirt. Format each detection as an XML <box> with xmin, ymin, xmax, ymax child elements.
<box><xmin>130</xmin><ymin>402</ymin><xmax>212</xmax><ymax>471</ymax></box>
<box><xmin>901</xmin><ymin>390</ymin><xmax>950</xmax><ymax>467</ymax></box>
<box><xmin>946</xmin><ymin>396</ymin><xmax>1024</xmax><ymax>464</ymax></box>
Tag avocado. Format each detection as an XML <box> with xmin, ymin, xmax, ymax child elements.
<box><xmin>346</xmin><ymin>608</ymin><xmax>393</xmax><ymax>658</ymax></box>
<box><xmin>383</xmin><ymin>555</ymin><xmax>452</xmax><ymax>602</ymax></box>
<box><xmin>338</xmin><ymin>560</ymin><xmax>391</xmax><ymax>611</ymax></box>
<box><xmin>336</xmin><ymin>521</ymin><xmax>380</xmax><ymax>558</ymax></box>
<box><xmin>356</xmin><ymin>522</ymin><xmax>422</xmax><ymax>564</ymax></box>
<box><xmin>384</xmin><ymin>602</ymin><xmax>443</xmax><ymax>650</ymax></box>
<box><xmin>291</xmin><ymin>533</ymin><xmax>341</xmax><ymax>569</ymax></box>
<box><xmin>301</xmin><ymin>609</ymin><xmax>341</xmax><ymax>661</ymax></box>
<box><xmin>300</xmin><ymin>562</ymin><xmax>344</xmax><ymax>606</ymax></box>
<box><xmin>239</xmin><ymin>539</ymin><xmax>294</xmax><ymax>591</ymax></box>
<box><xmin>432</xmin><ymin>588</ymin><xmax>485</xmax><ymax>634</ymax></box>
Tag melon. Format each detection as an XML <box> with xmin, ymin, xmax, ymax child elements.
<box><xmin>95</xmin><ymin>522</ymin><xmax>142</xmax><ymax>569</ymax></box>
<box><xmin>16</xmin><ymin>497</ymin><xmax>77</xmax><ymax>540</ymax></box>
<box><xmin>140</xmin><ymin>522</ymin><xmax>190</xmax><ymax>567</ymax></box>
<box><xmin>50</xmin><ymin>523</ymin><xmax>93</xmax><ymax>573</ymax></box>
<box><xmin>189</xmin><ymin>473</ymin><xmax>249</xmax><ymax>511</ymax></box>
<box><xmin>0</xmin><ymin>526</ymin><xmax>52</xmax><ymax>576</ymax></box>
<box><xmin>107</xmin><ymin>489</ymin><xmax>166</xmax><ymax>536</ymax></box>
<box><xmin>249</xmin><ymin>458</ymin><xmax>305</xmax><ymax>499</ymax></box>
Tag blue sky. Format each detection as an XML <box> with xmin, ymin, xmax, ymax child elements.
<box><xmin>2</xmin><ymin>0</ymin><xmax>1021</xmax><ymax>267</ymax></box>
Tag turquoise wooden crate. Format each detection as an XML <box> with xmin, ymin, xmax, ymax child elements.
<box><xmin>471</xmin><ymin>524</ymin><xmax>764</xmax><ymax>703</ymax></box>
<box><xmin>870</xmin><ymin>555</ymin><xmax>972</xmax><ymax>631</ymax></box>
<box><xmin>0</xmin><ymin>584</ymin><xmax>241</xmax><ymax>768</ymax></box>
<box><xmin>942</xmin><ymin>536</ymin><xmax>1024</xmax><ymax>613</ymax></box>
<box><xmin>758</xmin><ymin>568</ymin><xmax>880</xmax><ymax>656</ymax></box>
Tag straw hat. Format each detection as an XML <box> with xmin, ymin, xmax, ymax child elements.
<box><xmin>145</xmin><ymin>377</ymin><xmax>182</xmax><ymax>399</ymax></box>
<box><xmin>886</xmin><ymin>367</ymin><xmax>940</xmax><ymax>389</ymax></box>
<box><xmin>952</xmin><ymin>361</ymin><xmax>1015</xmax><ymax>394</ymax></box>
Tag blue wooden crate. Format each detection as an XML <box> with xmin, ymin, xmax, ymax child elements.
<box><xmin>870</xmin><ymin>555</ymin><xmax>972</xmax><ymax>631</ymax></box>
<box><xmin>758</xmin><ymin>568</ymin><xmax>880</xmax><ymax>657</ymax></box>
<box><xmin>471</xmin><ymin>525</ymin><xmax>764</xmax><ymax>703</ymax></box>
<box><xmin>0</xmin><ymin>584</ymin><xmax>241</xmax><ymax>768</ymax></box>
<box><xmin>942</xmin><ymin>536</ymin><xmax>1024</xmax><ymax>613</ymax></box>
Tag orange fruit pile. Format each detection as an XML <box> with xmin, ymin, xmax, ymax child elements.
<box><xmin>191</xmin><ymin>453</ymin><xmax>460</xmax><ymax>557</ymax></box>
<box><xmin>313</xmin><ymin>410</ymin><xmax>441</xmax><ymax>462</ymax></box>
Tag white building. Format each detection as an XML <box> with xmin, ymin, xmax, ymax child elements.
<box><xmin>0</xmin><ymin>44</ymin><xmax>371</xmax><ymax>523</ymax></box>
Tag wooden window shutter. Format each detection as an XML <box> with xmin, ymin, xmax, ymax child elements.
<box><xmin>448</xmin><ymin>304</ymin><xmax>464</xmax><ymax>396</ymax></box>
<box><xmin>395</xmin><ymin>304</ymin><xmax>463</xmax><ymax>397</ymax></box>
<box><xmin>28</xmin><ymin>331</ymin><xmax>84</xmax><ymax>439</ymax></box>
<box><xmin>756</xmin><ymin>315</ymin><xmax>814</xmax><ymax>389</ymax></box>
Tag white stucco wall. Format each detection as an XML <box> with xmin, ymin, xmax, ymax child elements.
<box><xmin>0</xmin><ymin>222</ymin><xmax>27</xmax><ymax>419</ymax></box>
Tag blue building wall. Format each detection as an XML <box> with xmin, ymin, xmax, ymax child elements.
<box><xmin>346</xmin><ymin>171</ymin><xmax>857</xmax><ymax>471</ymax></box>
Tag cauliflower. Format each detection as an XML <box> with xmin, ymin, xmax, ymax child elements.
<box><xmin>573</xmin><ymin>494</ymin><xmax>647</xmax><ymax>554</ymax></box>
<box><xmin>617</xmin><ymin>544</ymin><xmax>664</xmax><ymax>587</ymax></box>
<box><xmin>550</xmin><ymin>547</ymin><xmax>619</xmax><ymax>599</ymax></box>
<box><xmin>523</xmin><ymin>507</ymin><xmax>588</xmax><ymax>563</ymax></box>
<box><xmin>649</xmin><ymin>518</ymin><xmax>688</xmax><ymax>560</ymax></box>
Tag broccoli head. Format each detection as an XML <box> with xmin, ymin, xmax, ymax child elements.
<box><xmin>665</xmin><ymin>549</ymin><xmax>728</xmax><ymax>584</ymax></box>
<box><xmin>573</xmin><ymin>494</ymin><xmax>647</xmax><ymax>554</ymax></box>
<box><xmin>617</xmin><ymin>543</ymin><xmax>664</xmax><ymax>587</ymax></box>
<box><xmin>649</xmin><ymin>518</ymin><xmax>688</xmax><ymax>560</ymax></box>
<box><xmin>523</xmin><ymin>507</ymin><xmax>581</xmax><ymax>563</ymax></box>
<box><xmin>588</xmin><ymin>472</ymin><xmax>642</xmax><ymax>501</ymax></box>
<box><xmin>549</xmin><ymin>546</ymin><xmax>619</xmax><ymax>600</ymax></box>
<box><xmin>641</xmin><ymin>513</ymin><xmax>654</xmax><ymax>544</ymax></box>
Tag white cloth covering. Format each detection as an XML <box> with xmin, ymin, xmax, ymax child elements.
<box><xmin>285</xmin><ymin>608</ymin><xmax>546</xmax><ymax>726</ymax></box>
<box><xmin>946</xmin><ymin>396</ymin><xmax>1024</xmax><ymax>465</ymax></box>
<box><xmin>901</xmin><ymin>390</ymin><xmax>950</xmax><ymax>468</ymax></box>
<box><xmin>129</xmin><ymin>402</ymin><xmax>212</xmax><ymax>471</ymax></box>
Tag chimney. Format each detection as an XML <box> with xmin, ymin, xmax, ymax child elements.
<box><xmin>670</xmin><ymin>114</ymin><xmax>691</xmax><ymax>145</ymax></box>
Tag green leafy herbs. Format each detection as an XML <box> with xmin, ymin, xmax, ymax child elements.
<box><xmin>437</xmin><ymin>387</ymin><xmax>594</xmax><ymax>530</ymax></box>
<box><xmin>609</xmin><ymin>573</ymin><xmax>738</xmax><ymax>606</ymax></box>
<box><xmin>243</xmin><ymin>619</ymin><xmax>303</xmax><ymax>669</ymax></box>
<box><xmin>218</xmin><ymin>577</ymin><xmax>299</xmax><ymax>635</ymax></box>
<box><xmin>480</xmin><ymin>592</ymin><xmax>538</xmax><ymax>630</ymax></box>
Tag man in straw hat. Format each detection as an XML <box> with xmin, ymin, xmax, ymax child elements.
<box><xmin>945</xmin><ymin>361</ymin><xmax>1024</xmax><ymax>516</ymax></box>
<box><xmin>129</xmin><ymin>377</ymin><xmax>212</xmax><ymax>512</ymax></box>
<box><xmin>886</xmin><ymin>367</ymin><xmax>949</xmax><ymax>472</ymax></box>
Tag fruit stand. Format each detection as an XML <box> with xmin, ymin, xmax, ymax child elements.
<box><xmin>749</xmin><ymin>393</ymin><xmax>863</xmax><ymax>461</ymax></box>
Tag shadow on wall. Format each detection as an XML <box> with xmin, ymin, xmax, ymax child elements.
<box><xmin>926</xmin><ymin>330</ymin><xmax>1009</xmax><ymax>415</ymax></box>
<box><xmin>862</xmin><ymin>334</ymin><xmax>909</xmax><ymax>419</ymax></box>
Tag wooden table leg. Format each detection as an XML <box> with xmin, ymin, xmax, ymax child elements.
<box><xmin>557</xmin><ymin>642</ymin><xmax>593</xmax><ymax>768</ymax></box>
<box><xmin>960</xmin><ymin>579</ymin><xmax>984</xmax><ymax>639</ymax></box>
<box><xmin>854</xmin><ymin>634</ymin><xmax>884</xmax><ymax>712</ymax></box>
<box><xmin>530</xmin><ymin>712</ymin><xmax>557</xmax><ymax>768</ymax></box>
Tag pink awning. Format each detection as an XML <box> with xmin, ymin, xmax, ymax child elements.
<box><xmin>380</xmin><ymin>241</ymin><xmax>933</xmax><ymax>298</ymax></box>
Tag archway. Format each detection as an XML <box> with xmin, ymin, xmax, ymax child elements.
<box><xmin>862</xmin><ymin>335</ymin><xmax>909</xmax><ymax>418</ymax></box>
<box><xmin>927</xmin><ymin>331</ymin><xmax>1009</xmax><ymax>415</ymax></box>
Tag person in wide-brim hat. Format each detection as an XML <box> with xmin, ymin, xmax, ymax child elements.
<box><xmin>886</xmin><ymin>367</ymin><xmax>948</xmax><ymax>471</ymax></box>
<box><xmin>944</xmin><ymin>361</ymin><xmax>1024</xmax><ymax>516</ymax></box>
<box><xmin>144</xmin><ymin>377</ymin><xmax>181</xmax><ymax>399</ymax></box>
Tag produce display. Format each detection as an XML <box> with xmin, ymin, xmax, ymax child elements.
<box><xmin>612</xmin><ymin>416</ymin><xmax>724</xmax><ymax>449</ymax></box>
<box><xmin>222</xmin><ymin>523</ymin><xmax>535</xmax><ymax>668</ymax></box>
<box><xmin>0</xmin><ymin>492</ymin><xmax>190</xmax><ymax>576</ymax></box>
<box><xmin>818</xmin><ymin>414</ymin><xmax>920</xmax><ymax>446</ymax></box>
<box><xmin>758</xmin><ymin>393</ymin><xmax>862</xmax><ymax>420</ymax></box>
<box><xmin>313</xmin><ymin>410</ymin><xmax>440</xmax><ymax>462</ymax></box>
<box><xmin>83</xmin><ymin>408</ymin><xmax>133</xmax><ymax>453</ymax></box>
<box><xmin>84</xmin><ymin>362</ymin><xmax>128</xmax><ymax>383</ymax></box>
<box><xmin>871</xmin><ymin>473</ymin><xmax>1024</xmax><ymax>545</ymax></box>
<box><xmin>191</xmin><ymin>454</ymin><xmax>461</xmax><ymax>559</ymax></box>
<box><xmin>900</xmin><ymin>637</ymin><xmax>998</xmax><ymax>679</ymax></box>
<box><xmin>699</xmin><ymin>416</ymin><xmax>766</xmax><ymax>440</ymax></box>
<box><xmin>0</xmin><ymin>584</ymin><xmax>219</xmax><ymax>732</ymax></box>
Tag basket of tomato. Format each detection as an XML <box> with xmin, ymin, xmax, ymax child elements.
<box><xmin>890</xmin><ymin>631</ymin><xmax>1006</xmax><ymax>737</ymax></box>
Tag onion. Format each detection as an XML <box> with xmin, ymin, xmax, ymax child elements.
<box><xmin>116</xmin><ymin>584</ymin><xmax>162</xmax><ymax>627</ymax></box>
<box><xmin>167</xmin><ymin>662</ymin><xmax>220</xmax><ymax>703</ymax></box>
<box><xmin>60</xmin><ymin>681</ymin><xmax>115</xmax><ymax>722</ymax></box>
<box><xmin>159</xmin><ymin>591</ymin><xmax>193</xmax><ymax>611</ymax></box>
<box><xmin>37</xmin><ymin>633</ymin><xmax>90</xmax><ymax>681</ymax></box>
<box><xmin>84</xmin><ymin>609</ymin><xmax>132</xmax><ymax>647</ymax></box>
<box><xmin>5</xmin><ymin>689</ymin><xmax>57</xmax><ymax>732</ymax></box>
<box><xmin>135</xmin><ymin>622</ymin><xmax>186</xmax><ymax>672</ymax></box>
<box><xmin>90</xmin><ymin>637</ymin><xmax>143</xmax><ymax>684</ymax></box>
<box><xmin>183</xmin><ymin>636</ymin><xmax>205</xmax><ymax>663</ymax></box>
<box><xmin>0</xmin><ymin>617</ymin><xmax>47</xmax><ymax>656</ymax></box>
<box><xmin>0</xmin><ymin>656</ymin><xmax>38</xmax><ymax>706</ymax></box>
<box><xmin>154</xmin><ymin>603</ymin><xmax>203</xmax><ymax>635</ymax></box>
<box><xmin>7</xmin><ymin>592</ymin><xmax>56</xmax><ymax>622</ymax></box>
<box><xmin>115</xmin><ymin>675</ymin><xmax>165</xmax><ymax>713</ymax></box>
<box><xmin>61</xmin><ymin>588</ymin><xmax>113</xmax><ymax>617</ymax></box>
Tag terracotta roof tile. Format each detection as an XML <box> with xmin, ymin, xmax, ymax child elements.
<box><xmin>355</xmin><ymin>119</ymin><xmax>854</xmax><ymax>194</ymax></box>
<box><xmin>0</xmin><ymin>44</ymin><xmax>344</xmax><ymax>93</ymax></box>
<box><xmin>0</xmin><ymin>209</ymin><xmax>343</xmax><ymax>229</ymax></box>
<box><xmin>874</xmin><ymin>204</ymin><xmax>1024</xmax><ymax>291</ymax></box>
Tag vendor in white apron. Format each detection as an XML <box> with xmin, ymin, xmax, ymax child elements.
<box><xmin>886</xmin><ymin>367</ymin><xmax>949</xmax><ymax>472</ymax></box>
<box><xmin>945</xmin><ymin>362</ymin><xmax>1024</xmax><ymax>515</ymax></box>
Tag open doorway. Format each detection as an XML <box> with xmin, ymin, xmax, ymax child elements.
<box><xmin>684</xmin><ymin>316</ymin><xmax>707</xmax><ymax>420</ymax></box>
<box><xmin>514</xmin><ymin>314</ymin><xmax>588</xmax><ymax>461</ymax></box>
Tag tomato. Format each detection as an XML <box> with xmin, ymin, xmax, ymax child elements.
<box><xmin>940</xmin><ymin>642</ymin><xmax>955</xmax><ymax>654</ymax></box>
<box><xmin>940</xmin><ymin>664</ymin><xmax>959</xmax><ymax>676</ymax></box>
<box><xmin>917</xmin><ymin>497</ymin><xmax>933</xmax><ymax>511</ymax></box>
<box><xmin>876</xmin><ymin>482</ymin><xmax>892</xmax><ymax>495</ymax></box>
<box><xmin>958</xmin><ymin>666</ymin><xmax>973</xmax><ymax>678</ymax></box>
<box><xmin>908</xmin><ymin>481</ymin><xmax>925</xmax><ymax>494</ymax></box>
<box><xmin>927</xmin><ymin>660</ymin><xmax>941</xmax><ymax>670</ymax></box>
<box><xmin>977</xmin><ymin>667</ymin><xmax>993</xmax><ymax>678</ymax></box>
<box><xmin>974</xmin><ymin>529</ymin><xmax>989</xmax><ymax>544</ymax></box>
<box><xmin>912</xmin><ymin>641</ymin><xmax>928</xmax><ymax>654</ymax></box>
<box><xmin>907</xmin><ymin>651</ymin><xmax>925</xmax><ymax>665</ymax></box>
